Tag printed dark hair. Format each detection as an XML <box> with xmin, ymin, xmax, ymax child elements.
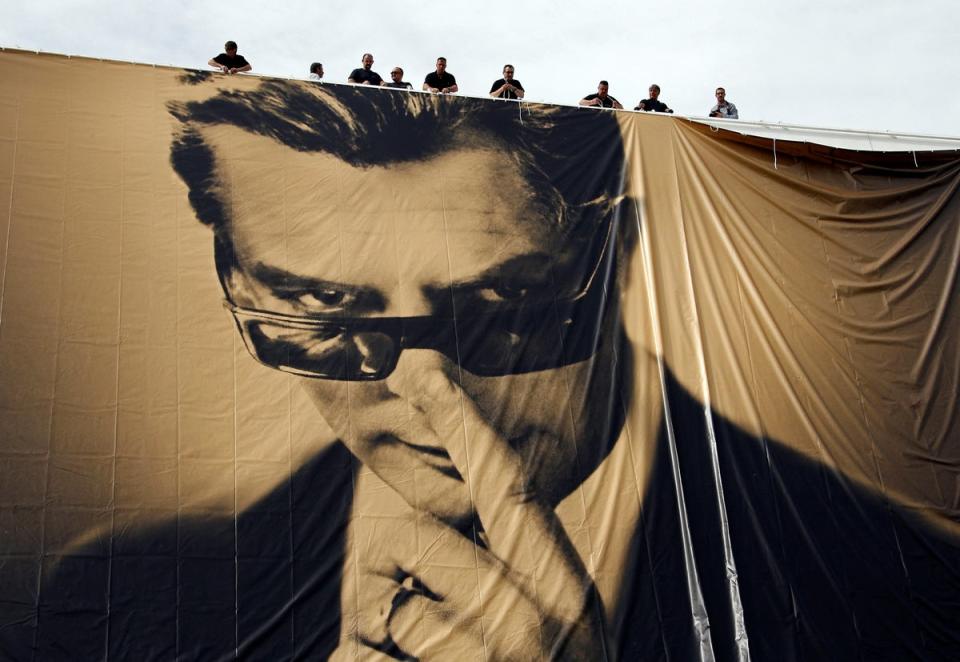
<box><xmin>599</xmin><ymin>80</ymin><xmax>609</xmax><ymax>87</ymax></box>
<box><xmin>310</xmin><ymin>62</ymin><xmax>323</xmax><ymax>75</ymax></box>
<box><xmin>224</xmin><ymin>41</ymin><xmax>238</xmax><ymax>51</ymax></box>
<box><xmin>168</xmin><ymin>80</ymin><xmax>626</xmax><ymax>275</ymax></box>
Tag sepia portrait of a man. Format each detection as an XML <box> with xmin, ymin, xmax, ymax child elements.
<box><xmin>1</xmin><ymin>53</ymin><xmax>958</xmax><ymax>661</ymax></box>
<box><xmin>167</xmin><ymin>83</ymin><xmax>640</xmax><ymax>659</ymax></box>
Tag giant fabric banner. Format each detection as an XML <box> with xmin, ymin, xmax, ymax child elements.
<box><xmin>1</xmin><ymin>50</ymin><xmax>958</xmax><ymax>661</ymax></box>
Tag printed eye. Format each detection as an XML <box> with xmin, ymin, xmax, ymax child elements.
<box><xmin>475</xmin><ymin>282</ymin><xmax>531</xmax><ymax>304</ymax></box>
<box><xmin>290</xmin><ymin>288</ymin><xmax>355</xmax><ymax>312</ymax></box>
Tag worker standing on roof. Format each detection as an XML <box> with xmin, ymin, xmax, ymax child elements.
<box><xmin>423</xmin><ymin>57</ymin><xmax>458</xmax><ymax>94</ymax></box>
<box><xmin>580</xmin><ymin>80</ymin><xmax>623</xmax><ymax>109</ymax></box>
<box><xmin>490</xmin><ymin>64</ymin><xmax>525</xmax><ymax>100</ymax></box>
<box><xmin>348</xmin><ymin>53</ymin><xmax>383</xmax><ymax>85</ymax></box>
<box><xmin>709</xmin><ymin>87</ymin><xmax>739</xmax><ymax>118</ymax></box>
<box><xmin>208</xmin><ymin>41</ymin><xmax>251</xmax><ymax>74</ymax></box>
<box><xmin>634</xmin><ymin>84</ymin><xmax>673</xmax><ymax>113</ymax></box>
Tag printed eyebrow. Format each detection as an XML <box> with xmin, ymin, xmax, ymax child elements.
<box><xmin>426</xmin><ymin>252</ymin><xmax>583</xmax><ymax>311</ymax></box>
<box><xmin>443</xmin><ymin>231</ymin><xmax>605</xmax><ymax>300</ymax></box>
<box><xmin>250</xmin><ymin>262</ymin><xmax>387</xmax><ymax>311</ymax></box>
<box><xmin>447</xmin><ymin>252</ymin><xmax>556</xmax><ymax>290</ymax></box>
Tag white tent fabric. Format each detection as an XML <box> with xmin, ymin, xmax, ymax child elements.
<box><xmin>690</xmin><ymin>116</ymin><xmax>960</xmax><ymax>152</ymax></box>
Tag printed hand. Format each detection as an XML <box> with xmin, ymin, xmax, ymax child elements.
<box><xmin>331</xmin><ymin>365</ymin><xmax>606</xmax><ymax>660</ymax></box>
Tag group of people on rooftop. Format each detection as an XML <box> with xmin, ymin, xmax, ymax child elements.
<box><xmin>209</xmin><ymin>41</ymin><xmax>740</xmax><ymax>119</ymax></box>
<box><xmin>577</xmin><ymin>80</ymin><xmax>737</xmax><ymax>119</ymax></box>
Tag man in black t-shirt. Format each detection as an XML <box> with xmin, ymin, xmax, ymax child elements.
<box><xmin>207</xmin><ymin>40</ymin><xmax>251</xmax><ymax>74</ymax></box>
<box><xmin>423</xmin><ymin>57</ymin><xmax>458</xmax><ymax>94</ymax></box>
<box><xmin>489</xmin><ymin>64</ymin><xmax>525</xmax><ymax>100</ymax></box>
<box><xmin>634</xmin><ymin>84</ymin><xmax>674</xmax><ymax>113</ymax></box>
<box><xmin>383</xmin><ymin>67</ymin><xmax>413</xmax><ymax>89</ymax></box>
<box><xmin>579</xmin><ymin>80</ymin><xmax>623</xmax><ymax>109</ymax></box>
<box><xmin>348</xmin><ymin>53</ymin><xmax>383</xmax><ymax>86</ymax></box>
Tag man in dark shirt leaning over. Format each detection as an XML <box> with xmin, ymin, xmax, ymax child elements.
<box><xmin>348</xmin><ymin>53</ymin><xmax>383</xmax><ymax>85</ymax></box>
<box><xmin>423</xmin><ymin>57</ymin><xmax>458</xmax><ymax>94</ymax></box>
<box><xmin>383</xmin><ymin>67</ymin><xmax>413</xmax><ymax>89</ymax></box>
<box><xmin>635</xmin><ymin>84</ymin><xmax>673</xmax><ymax>113</ymax></box>
<box><xmin>208</xmin><ymin>40</ymin><xmax>251</xmax><ymax>74</ymax></box>
<box><xmin>579</xmin><ymin>80</ymin><xmax>623</xmax><ymax>109</ymax></box>
<box><xmin>489</xmin><ymin>64</ymin><xmax>525</xmax><ymax>99</ymax></box>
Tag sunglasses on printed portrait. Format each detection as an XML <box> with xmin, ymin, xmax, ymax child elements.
<box><xmin>225</xmin><ymin>217</ymin><xmax>616</xmax><ymax>381</ymax></box>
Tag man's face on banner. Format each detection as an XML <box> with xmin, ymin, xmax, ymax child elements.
<box><xmin>203</xmin><ymin>125</ymin><xmax>621</xmax><ymax>525</ymax></box>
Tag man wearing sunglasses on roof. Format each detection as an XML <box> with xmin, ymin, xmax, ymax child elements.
<box><xmin>489</xmin><ymin>63</ymin><xmax>525</xmax><ymax>99</ymax></box>
<box><xmin>383</xmin><ymin>66</ymin><xmax>413</xmax><ymax>89</ymax></box>
<box><xmin>169</xmin><ymin>83</ymin><xmax>640</xmax><ymax>659</ymax></box>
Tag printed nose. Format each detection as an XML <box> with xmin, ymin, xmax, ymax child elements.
<box><xmin>352</xmin><ymin>333</ymin><xmax>395</xmax><ymax>377</ymax></box>
<box><xmin>385</xmin><ymin>348</ymin><xmax>459</xmax><ymax>405</ymax></box>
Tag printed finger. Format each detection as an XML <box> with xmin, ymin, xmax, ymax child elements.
<box><xmin>340</xmin><ymin>547</ymin><xmax>402</xmax><ymax>648</ymax></box>
<box><xmin>390</xmin><ymin>516</ymin><xmax>546</xmax><ymax>660</ymax></box>
<box><xmin>340</xmin><ymin>502</ymin><xmax>424</xmax><ymax>649</ymax></box>
<box><xmin>439</xmin><ymin>392</ymin><xmax>597</xmax><ymax>627</ymax></box>
<box><xmin>385</xmin><ymin>352</ymin><xmax>597</xmax><ymax>628</ymax></box>
<box><xmin>387</xmin><ymin>588</ymin><xmax>483</xmax><ymax>660</ymax></box>
<box><xmin>393</xmin><ymin>358</ymin><xmax>591</xmax><ymax>602</ymax></box>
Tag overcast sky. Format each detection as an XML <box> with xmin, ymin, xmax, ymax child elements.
<box><xmin>2</xmin><ymin>0</ymin><xmax>958</xmax><ymax>136</ymax></box>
